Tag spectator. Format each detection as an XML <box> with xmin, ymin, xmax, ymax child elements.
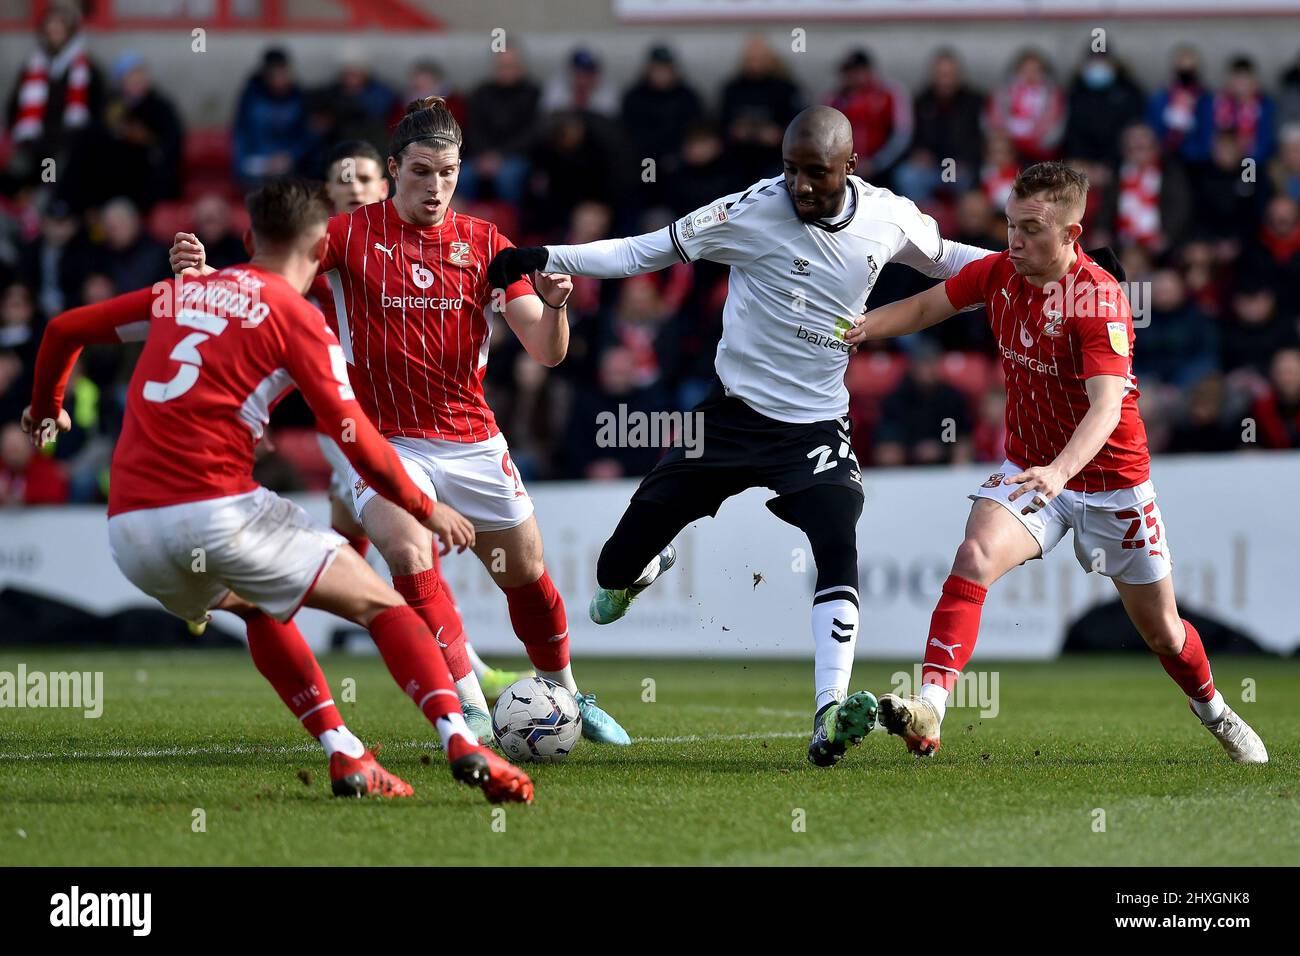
<box><xmin>1250</xmin><ymin>347</ymin><xmax>1300</xmax><ymax>448</ymax></box>
<box><xmin>191</xmin><ymin>193</ymin><xmax>248</xmax><ymax>271</ymax></box>
<box><xmin>526</xmin><ymin>111</ymin><xmax>622</xmax><ymax>234</ymax></box>
<box><xmin>873</xmin><ymin>345</ymin><xmax>972</xmax><ymax>466</ymax></box>
<box><xmin>544</xmin><ymin>48</ymin><xmax>619</xmax><ymax>118</ymax></box>
<box><xmin>0</xmin><ymin>422</ymin><xmax>68</xmax><ymax>506</ymax></box>
<box><xmin>1063</xmin><ymin>50</ymin><xmax>1146</xmax><ymax>166</ymax></box>
<box><xmin>953</xmin><ymin>190</ymin><xmax>1006</xmax><ymax>249</ymax></box>
<box><xmin>1112</xmin><ymin>123</ymin><xmax>1192</xmax><ymax>252</ymax></box>
<box><xmin>981</xmin><ymin>132</ymin><xmax>1020</xmax><ymax>209</ymax></box>
<box><xmin>986</xmin><ymin>50</ymin><xmax>1066</xmax><ymax>162</ymax></box>
<box><xmin>1135</xmin><ymin>268</ymin><xmax>1219</xmax><ymax>387</ymax></box>
<box><xmin>1251</xmin><ymin>195</ymin><xmax>1300</xmax><ymax>316</ymax></box>
<box><xmin>719</xmin><ymin>36</ymin><xmax>804</xmax><ymax>186</ymax></box>
<box><xmin>395</xmin><ymin>60</ymin><xmax>466</xmax><ymax>129</ymax></box>
<box><xmin>1147</xmin><ymin>45</ymin><xmax>1216</xmax><ymax>166</ymax></box>
<box><xmin>106</xmin><ymin>53</ymin><xmax>184</xmax><ymax>204</ymax></box>
<box><xmin>233</xmin><ymin>47</ymin><xmax>310</xmax><ymax>187</ymax></box>
<box><xmin>1166</xmin><ymin>374</ymin><xmax>1242</xmax><ymax>453</ymax></box>
<box><xmin>93</xmin><ymin>197</ymin><xmax>169</xmax><ymax>293</ymax></box>
<box><xmin>17</xmin><ymin>198</ymin><xmax>93</xmax><ymax>317</ymax></box>
<box><xmin>1270</xmin><ymin>122</ymin><xmax>1300</xmax><ymax>202</ymax></box>
<box><xmin>461</xmin><ymin>48</ymin><xmax>541</xmax><ymax>204</ymax></box>
<box><xmin>564</xmin><ymin>345</ymin><xmax>671</xmax><ymax>479</ymax></box>
<box><xmin>313</xmin><ymin>54</ymin><xmax>397</xmax><ymax>151</ymax></box>
<box><xmin>4</xmin><ymin>2</ymin><xmax>104</xmax><ymax>190</ymax></box>
<box><xmin>896</xmin><ymin>49</ymin><xmax>985</xmax><ymax>200</ymax></box>
<box><xmin>1214</xmin><ymin>55</ymin><xmax>1278</xmax><ymax>164</ymax></box>
<box><xmin>1280</xmin><ymin>49</ymin><xmax>1300</xmax><ymax>127</ymax></box>
<box><xmin>621</xmin><ymin>45</ymin><xmax>703</xmax><ymax>182</ymax></box>
<box><xmin>1218</xmin><ymin>281</ymin><xmax>1300</xmax><ymax>377</ymax></box>
<box><xmin>823</xmin><ymin>49</ymin><xmax>913</xmax><ymax>180</ymax></box>
<box><xmin>665</xmin><ymin>122</ymin><xmax>732</xmax><ymax>216</ymax></box>
<box><xmin>0</xmin><ymin>282</ymin><xmax>38</xmax><ymax>424</ymax></box>
<box><xmin>1192</xmin><ymin>130</ymin><xmax>1267</xmax><ymax>245</ymax></box>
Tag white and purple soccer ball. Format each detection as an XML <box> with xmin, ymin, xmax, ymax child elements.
<box><xmin>491</xmin><ymin>677</ymin><xmax>582</xmax><ymax>762</ymax></box>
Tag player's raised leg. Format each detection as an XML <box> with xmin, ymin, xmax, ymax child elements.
<box><xmin>359</xmin><ymin>491</ymin><xmax>493</xmax><ymax>743</ymax></box>
<box><xmin>880</xmin><ymin>497</ymin><xmax>1041</xmax><ymax>756</ymax></box>
<box><xmin>590</xmin><ymin>498</ymin><xmax>679</xmax><ymax>625</ymax></box>
<box><xmin>306</xmin><ymin>544</ymin><xmax>534</xmax><ymax>802</ymax></box>
<box><xmin>473</xmin><ymin>515</ymin><xmax>630</xmax><ymax>745</ymax></box>
<box><xmin>1113</xmin><ymin>575</ymin><xmax>1267</xmax><ymax>764</ymax></box>
<box><xmin>766</xmin><ymin>485</ymin><xmax>878</xmax><ymax>767</ymax></box>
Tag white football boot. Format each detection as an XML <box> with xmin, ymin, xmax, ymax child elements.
<box><xmin>1198</xmin><ymin>703</ymin><xmax>1268</xmax><ymax>764</ymax></box>
<box><xmin>877</xmin><ymin>693</ymin><xmax>943</xmax><ymax>757</ymax></box>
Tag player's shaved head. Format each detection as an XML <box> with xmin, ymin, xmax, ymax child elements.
<box><xmin>784</xmin><ymin>106</ymin><xmax>855</xmax><ymax>161</ymax></box>
<box><xmin>782</xmin><ymin>106</ymin><xmax>857</xmax><ymax>223</ymax></box>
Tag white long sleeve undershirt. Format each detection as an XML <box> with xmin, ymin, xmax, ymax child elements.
<box><xmin>544</xmin><ymin>230</ymin><xmax>993</xmax><ymax>282</ymax></box>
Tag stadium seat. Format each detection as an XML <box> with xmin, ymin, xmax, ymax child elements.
<box><xmin>845</xmin><ymin>350</ymin><xmax>908</xmax><ymax>400</ymax></box>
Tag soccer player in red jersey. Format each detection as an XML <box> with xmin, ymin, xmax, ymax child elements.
<box><xmin>24</xmin><ymin>178</ymin><xmax>535</xmax><ymax>802</ymax></box>
<box><xmin>177</xmin><ymin>138</ymin><xmax>528</xmax><ymax>701</ymax></box>
<box><xmin>845</xmin><ymin>162</ymin><xmax>1266</xmax><ymax>763</ymax></box>
<box><xmin>172</xmin><ymin>98</ymin><xmax>628</xmax><ymax>744</ymax></box>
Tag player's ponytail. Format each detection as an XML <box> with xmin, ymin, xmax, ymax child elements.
<box><xmin>389</xmin><ymin>95</ymin><xmax>463</xmax><ymax>165</ymax></box>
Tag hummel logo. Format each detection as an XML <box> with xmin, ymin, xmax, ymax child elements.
<box><xmin>374</xmin><ymin>242</ymin><xmax>396</xmax><ymax>259</ymax></box>
<box><xmin>830</xmin><ymin>618</ymin><xmax>856</xmax><ymax>643</ymax></box>
<box><xmin>929</xmin><ymin>637</ymin><xmax>962</xmax><ymax>660</ymax></box>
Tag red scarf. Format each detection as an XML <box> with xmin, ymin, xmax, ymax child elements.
<box><xmin>1259</xmin><ymin>223</ymin><xmax>1300</xmax><ymax>263</ymax></box>
<box><xmin>12</xmin><ymin>36</ymin><xmax>91</xmax><ymax>143</ymax></box>
<box><xmin>1213</xmin><ymin>93</ymin><xmax>1261</xmax><ymax>153</ymax></box>
<box><xmin>1117</xmin><ymin>161</ymin><xmax>1162</xmax><ymax>247</ymax></box>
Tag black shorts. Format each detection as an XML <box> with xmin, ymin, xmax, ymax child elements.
<box><xmin>631</xmin><ymin>379</ymin><xmax>864</xmax><ymax>519</ymax></box>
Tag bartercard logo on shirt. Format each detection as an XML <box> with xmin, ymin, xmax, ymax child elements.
<box><xmin>796</xmin><ymin>324</ymin><xmax>852</xmax><ymax>354</ymax></box>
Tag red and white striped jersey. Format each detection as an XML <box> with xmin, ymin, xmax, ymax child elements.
<box><xmin>30</xmin><ymin>266</ymin><xmax>434</xmax><ymax>520</ymax></box>
<box><xmin>944</xmin><ymin>245</ymin><xmax>1150</xmax><ymax>492</ymax></box>
<box><xmin>320</xmin><ymin>200</ymin><xmax>534</xmax><ymax>443</ymax></box>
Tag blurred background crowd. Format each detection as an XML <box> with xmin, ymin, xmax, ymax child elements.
<box><xmin>2</xmin><ymin>3</ymin><xmax>1299</xmax><ymax>506</ymax></box>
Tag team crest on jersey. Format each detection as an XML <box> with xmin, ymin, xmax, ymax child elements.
<box><xmin>981</xmin><ymin>472</ymin><xmax>1005</xmax><ymax>488</ymax></box>
<box><xmin>1107</xmin><ymin>321</ymin><xmax>1129</xmax><ymax>356</ymax></box>
<box><xmin>354</xmin><ymin>477</ymin><xmax>369</xmax><ymax>497</ymax></box>
<box><xmin>447</xmin><ymin>242</ymin><xmax>472</xmax><ymax>267</ymax></box>
<box><xmin>1041</xmin><ymin>309</ymin><xmax>1066</xmax><ymax>337</ymax></box>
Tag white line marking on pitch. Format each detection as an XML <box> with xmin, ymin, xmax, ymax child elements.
<box><xmin>0</xmin><ymin>731</ymin><xmax>808</xmax><ymax>761</ymax></box>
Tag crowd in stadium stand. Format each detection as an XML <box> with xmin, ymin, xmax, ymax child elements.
<box><xmin>2</xmin><ymin>7</ymin><xmax>1300</xmax><ymax>505</ymax></box>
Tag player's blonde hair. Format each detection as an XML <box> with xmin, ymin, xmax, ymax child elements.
<box><xmin>1011</xmin><ymin>162</ymin><xmax>1089</xmax><ymax>224</ymax></box>
<box><xmin>388</xmin><ymin>95</ymin><xmax>462</xmax><ymax>165</ymax></box>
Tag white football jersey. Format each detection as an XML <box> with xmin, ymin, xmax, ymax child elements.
<box><xmin>669</xmin><ymin>175</ymin><xmax>945</xmax><ymax>423</ymax></box>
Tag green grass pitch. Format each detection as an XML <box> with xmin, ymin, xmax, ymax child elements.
<box><xmin>1</xmin><ymin>650</ymin><xmax>1295</xmax><ymax>866</ymax></box>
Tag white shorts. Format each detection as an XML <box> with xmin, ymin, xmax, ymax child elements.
<box><xmin>317</xmin><ymin>433</ymin><xmax>352</xmax><ymax>501</ymax></box>
<box><xmin>350</xmin><ymin>432</ymin><xmax>534</xmax><ymax>533</ymax></box>
<box><xmin>107</xmin><ymin>488</ymin><xmax>346</xmax><ymax>624</ymax></box>
<box><xmin>971</xmin><ymin>459</ymin><xmax>1172</xmax><ymax>586</ymax></box>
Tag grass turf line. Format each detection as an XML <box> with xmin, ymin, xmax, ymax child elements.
<box><xmin>1</xmin><ymin>651</ymin><xmax>1295</xmax><ymax>866</ymax></box>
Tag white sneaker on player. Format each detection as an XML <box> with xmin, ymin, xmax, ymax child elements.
<box><xmin>1199</xmin><ymin>704</ymin><xmax>1268</xmax><ymax>764</ymax></box>
<box><xmin>877</xmin><ymin>693</ymin><xmax>943</xmax><ymax>757</ymax></box>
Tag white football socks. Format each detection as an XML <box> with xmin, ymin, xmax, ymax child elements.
<box><xmin>319</xmin><ymin>725</ymin><xmax>365</xmax><ymax>759</ymax></box>
<box><xmin>456</xmin><ymin>672</ymin><xmax>490</xmax><ymax>715</ymax></box>
<box><xmin>1191</xmin><ymin>689</ymin><xmax>1227</xmax><ymax>724</ymax></box>
<box><xmin>812</xmin><ymin>589</ymin><xmax>859</xmax><ymax>711</ymax></box>
<box><xmin>919</xmin><ymin>682</ymin><xmax>950</xmax><ymax>723</ymax></box>
<box><xmin>434</xmin><ymin>710</ymin><xmax>479</xmax><ymax>749</ymax></box>
<box><xmin>538</xmin><ymin>664</ymin><xmax>578</xmax><ymax>695</ymax></box>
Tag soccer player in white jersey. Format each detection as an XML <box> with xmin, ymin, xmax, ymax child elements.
<box><xmin>490</xmin><ymin>106</ymin><xmax>995</xmax><ymax>766</ymax></box>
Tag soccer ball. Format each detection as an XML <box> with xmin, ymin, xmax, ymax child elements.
<box><xmin>491</xmin><ymin>677</ymin><xmax>582</xmax><ymax>762</ymax></box>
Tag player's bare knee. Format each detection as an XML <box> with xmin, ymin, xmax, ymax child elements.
<box><xmin>952</xmin><ymin>537</ymin><xmax>996</xmax><ymax>586</ymax></box>
<box><xmin>1138</xmin><ymin>616</ymin><xmax>1185</xmax><ymax>655</ymax></box>
<box><xmin>378</xmin><ymin>539</ymin><xmax>431</xmax><ymax>576</ymax></box>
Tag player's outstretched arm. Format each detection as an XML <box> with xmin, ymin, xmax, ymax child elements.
<box><xmin>504</xmin><ymin>272</ymin><xmax>571</xmax><ymax>367</ymax></box>
<box><xmin>25</xmin><ymin>287</ymin><xmax>157</xmax><ymax>447</ymax></box>
<box><xmin>844</xmin><ymin>282</ymin><xmax>958</xmax><ymax>345</ymax></box>
<box><xmin>489</xmin><ymin>229</ymin><xmax>680</xmax><ymax>287</ymax></box>
<box><xmin>170</xmin><ymin>231</ymin><xmax>217</xmax><ymax>277</ymax></box>
<box><xmin>1005</xmin><ymin>374</ymin><xmax>1126</xmax><ymax>513</ymax></box>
